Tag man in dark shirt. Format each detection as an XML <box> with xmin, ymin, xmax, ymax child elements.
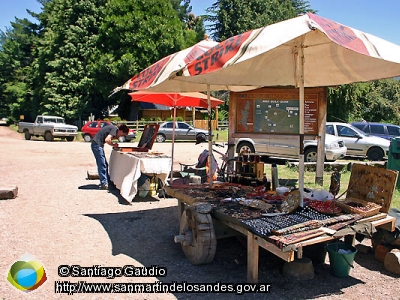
<box><xmin>91</xmin><ymin>124</ymin><xmax>129</xmax><ymax>189</ymax></box>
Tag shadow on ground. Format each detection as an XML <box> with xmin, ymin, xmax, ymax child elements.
<box><xmin>85</xmin><ymin>207</ymin><xmax>365</xmax><ymax>299</ymax></box>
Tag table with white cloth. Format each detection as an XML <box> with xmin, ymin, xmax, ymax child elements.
<box><xmin>109</xmin><ymin>150</ymin><xmax>171</xmax><ymax>201</ymax></box>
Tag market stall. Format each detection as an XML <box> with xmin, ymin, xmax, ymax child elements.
<box><xmin>108</xmin><ymin>124</ymin><xmax>172</xmax><ymax>201</ymax></box>
<box><xmin>167</xmin><ymin>163</ymin><xmax>398</xmax><ymax>283</ymax></box>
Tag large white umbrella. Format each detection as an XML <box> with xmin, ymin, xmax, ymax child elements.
<box><xmin>111</xmin><ymin>39</ymin><xmax>218</xmax><ymax>95</ymax></box>
<box><xmin>163</xmin><ymin>12</ymin><xmax>400</xmax><ymax>202</ymax></box>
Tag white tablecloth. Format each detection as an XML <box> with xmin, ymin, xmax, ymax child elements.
<box><xmin>109</xmin><ymin>150</ymin><xmax>171</xmax><ymax>201</ymax></box>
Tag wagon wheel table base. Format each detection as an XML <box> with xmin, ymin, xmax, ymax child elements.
<box><xmin>174</xmin><ymin>203</ymin><xmax>217</xmax><ymax>265</ymax></box>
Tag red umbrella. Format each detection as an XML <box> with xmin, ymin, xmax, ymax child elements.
<box><xmin>128</xmin><ymin>91</ymin><xmax>223</xmax><ymax>108</ymax></box>
<box><xmin>128</xmin><ymin>91</ymin><xmax>224</xmax><ymax>181</ymax></box>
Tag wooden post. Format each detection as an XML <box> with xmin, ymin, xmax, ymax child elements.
<box><xmin>215</xmin><ymin>106</ymin><xmax>219</xmax><ymax>130</ymax></box>
<box><xmin>316</xmin><ymin>88</ymin><xmax>328</xmax><ymax>185</ymax></box>
<box><xmin>247</xmin><ymin>232</ymin><xmax>259</xmax><ymax>283</ymax></box>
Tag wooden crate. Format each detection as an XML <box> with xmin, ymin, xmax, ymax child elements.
<box><xmin>345</xmin><ymin>164</ymin><xmax>398</xmax><ymax>213</ymax></box>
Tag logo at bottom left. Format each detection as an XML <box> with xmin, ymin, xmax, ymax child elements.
<box><xmin>7</xmin><ymin>253</ymin><xmax>47</xmax><ymax>292</ymax></box>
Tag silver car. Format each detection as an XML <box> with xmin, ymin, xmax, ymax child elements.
<box><xmin>326</xmin><ymin>122</ymin><xmax>390</xmax><ymax>161</ymax></box>
<box><xmin>155</xmin><ymin>121</ymin><xmax>210</xmax><ymax>142</ymax></box>
<box><xmin>236</xmin><ymin>133</ymin><xmax>347</xmax><ymax>162</ymax></box>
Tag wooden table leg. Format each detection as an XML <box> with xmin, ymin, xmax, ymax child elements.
<box><xmin>178</xmin><ymin>200</ymin><xmax>185</xmax><ymax>223</ymax></box>
<box><xmin>247</xmin><ymin>232</ymin><xmax>259</xmax><ymax>283</ymax></box>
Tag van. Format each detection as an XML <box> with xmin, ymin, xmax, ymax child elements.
<box><xmin>351</xmin><ymin>122</ymin><xmax>400</xmax><ymax>140</ymax></box>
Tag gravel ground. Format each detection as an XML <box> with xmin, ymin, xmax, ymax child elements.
<box><xmin>1</xmin><ymin>126</ymin><xmax>399</xmax><ymax>300</ymax></box>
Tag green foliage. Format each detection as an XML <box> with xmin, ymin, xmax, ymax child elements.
<box><xmin>1</xmin><ymin>0</ymin><xmax>192</xmax><ymax>122</ymax></box>
<box><xmin>32</xmin><ymin>0</ymin><xmax>107</xmax><ymax>121</ymax></box>
<box><xmin>0</xmin><ymin>17</ymin><xmax>41</xmax><ymax>121</ymax></box>
<box><xmin>327</xmin><ymin>79</ymin><xmax>400</xmax><ymax>124</ymax></box>
<box><xmin>109</xmin><ymin>116</ymin><xmax>122</xmax><ymax>122</ymax></box>
<box><xmin>205</xmin><ymin>0</ymin><xmax>301</xmax><ymax>41</ymax></box>
<box><xmin>218</xmin><ymin>109</ymin><xmax>228</xmax><ymax>121</ymax></box>
<box><xmin>94</xmin><ymin>0</ymin><xmax>186</xmax><ymax>119</ymax></box>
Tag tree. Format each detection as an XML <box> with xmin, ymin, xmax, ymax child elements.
<box><xmin>0</xmin><ymin>18</ymin><xmax>41</xmax><ymax>122</ymax></box>
<box><xmin>291</xmin><ymin>0</ymin><xmax>314</xmax><ymax>14</ymax></box>
<box><xmin>95</xmin><ymin>0</ymin><xmax>186</xmax><ymax>120</ymax></box>
<box><xmin>32</xmin><ymin>0</ymin><xmax>107</xmax><ymax>121</ymax></box>
<box><xmin>204</xmin><ymin>0</ymin><xmax>308</xmax><ymax>41</ymax></box>
<box><xmin>170</xmin><ymin>0</ymin><xmax>205</xmax><ymax>47</ymax></box>
<box><xmin>327</xmin><ymin>79</ymin><xmax>400</xmax><ymax>124</ymax></box>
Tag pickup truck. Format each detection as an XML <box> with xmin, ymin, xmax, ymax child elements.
<box><xmin>18</xmin><ymin>115</ymin><xmax>78</xmax><ymax>141</ymax></box>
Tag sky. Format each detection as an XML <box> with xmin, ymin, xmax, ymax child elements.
<box><xmin>1</xmin><ymin>0</ymin><xmax>400</xmax><ymax>45</ymax></box>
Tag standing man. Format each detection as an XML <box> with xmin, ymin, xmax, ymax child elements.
<box><xmin>91</xmin><ymin>123</ymin><xmax>129</xmax><ymax>190</ymax></box>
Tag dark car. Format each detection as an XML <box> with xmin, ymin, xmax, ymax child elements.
<box><xmin>351</xmin><ymin>121</ymin><xmax>400</xmax><ymax>140</ymax></box>
<box><xmin>155</xmin><ymin>121</ymin><xmax>211</xmax><ymax>142</ymax></box>
<box><xmin>81</xmin><ymin>121</ymin><xmax>136</xmax><ymax>142</ymax></box>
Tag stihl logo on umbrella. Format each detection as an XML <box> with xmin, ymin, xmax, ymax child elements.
<box><xmin>129</xmin><ymin>56</ymin><xmax>171</xmax><ymax>90</ymax></box>
<box><xmin>187</xmin><ymin>31</ymin><xmax>253</xmax><ymax>76</ymax></box>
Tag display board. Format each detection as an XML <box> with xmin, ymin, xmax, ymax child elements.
<box><xmin>137</xmin><ymin>124</ymin><xmax>160</xmax><ymax>149</ymax></box>
<box><xmin>235</xmin><ymin>88</ymin><xmax>322</xmax><ymax>135</ymax></box>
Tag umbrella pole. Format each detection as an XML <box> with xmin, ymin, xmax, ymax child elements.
<box><xmin>207</xmin><ymin>85</ymin><xmax>213</xmax><ymax>187</ymax></box>
<box><xmin>298</xmin><ymin>44</ymin><xmax>305</xmax><ymax>207</ymax></box>
<box><xmin>170</xmin><ymin>106</ymin><xmax>177</xmax><ymax>183</ymax></box>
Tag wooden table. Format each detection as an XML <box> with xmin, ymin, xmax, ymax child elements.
<box><xmin>109</xmin><ymin>150</ymin><xmax>171</xmax><ymax>201</ymax></box>
<box><xmin>166</xmin><ymin>186</ymin><xmax>396</xmax><ymax>283</ymax></box>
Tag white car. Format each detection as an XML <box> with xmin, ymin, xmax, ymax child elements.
<box><xmin>326</xmin><ymin>122</ymin><xmax>390</xmax><ymax>161</ymax></box>
<box><xmin>236</xmin><ymin>133</ymin><xmax>347</xmax><ymax>162</ymax></box>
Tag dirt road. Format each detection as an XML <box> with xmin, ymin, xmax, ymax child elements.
<box><xmin>0</xmin><ymin>126</ymin><xmax>399</xmax><ymax>299</ymax></box>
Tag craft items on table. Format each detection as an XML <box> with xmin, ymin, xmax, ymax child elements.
<box><xmin>321</xmin><ymin>214</ymin><xmax>356</xmax><ymax>226</ymax></box>
<box><xmin>280</xmin><ymin>190</ymin><xmax>301</xmax><ymax>213</ymax></box>
<box><xmin>308</xmin><ymin>200</ymin><xmax>342</xmax><ymax>215</ymax></box>
<box><xmin>327</xmin><ymin>214</ymin><xmax>364</xmax><ymax>231</ymax></box>
<box><xmin>242</xmin><ymin>218</ymin><xmax>281</xmax><ymax>237</ymax></box>
<box><xmin>269</xmin><ymin>228</ymin><xmax>326</xmax><ymax>249</ymax></box>
<box><xmin>272</xmin><ymin>220</ymin><xmax>324</xmax><ymax>235</ymax></box>
<box><xmin>295</xmin><ymin>206</ymin><xmax>330</xmax><ymax>221</ymax></box>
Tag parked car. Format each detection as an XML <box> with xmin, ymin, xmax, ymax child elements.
<box><xmin>18</xmin><ymin>115</ymin><xmax>78</xmax><ymax>141</ymax></box>
<box><xmin>351</xmin><ymin>121</ymin><xmax>400</xmax><ymax>140</ymax></box>
<box><xmin>236</xmin><ymin>133</ymin><xmax>347</xmax><ymax>162</ymax></box>
<box><xmin>326</xmin><ymin>122</ymin><xmax>390</xmax><ymax>161</ymax></box>
<box><xmin>81</xmin><ymin>121</ymin><xmax>136</xmax><ymax>142</ymax></box>
<box><xmin>155</xmin><ymin>121</ymin><xmax>211</xmax><ymax>142</ymax></box>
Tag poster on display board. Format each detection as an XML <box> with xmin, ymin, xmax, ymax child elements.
<box><xmin>234</xmin><ymin>88</ymin><xmax>324</xmax><ymax>135</ymax></box>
